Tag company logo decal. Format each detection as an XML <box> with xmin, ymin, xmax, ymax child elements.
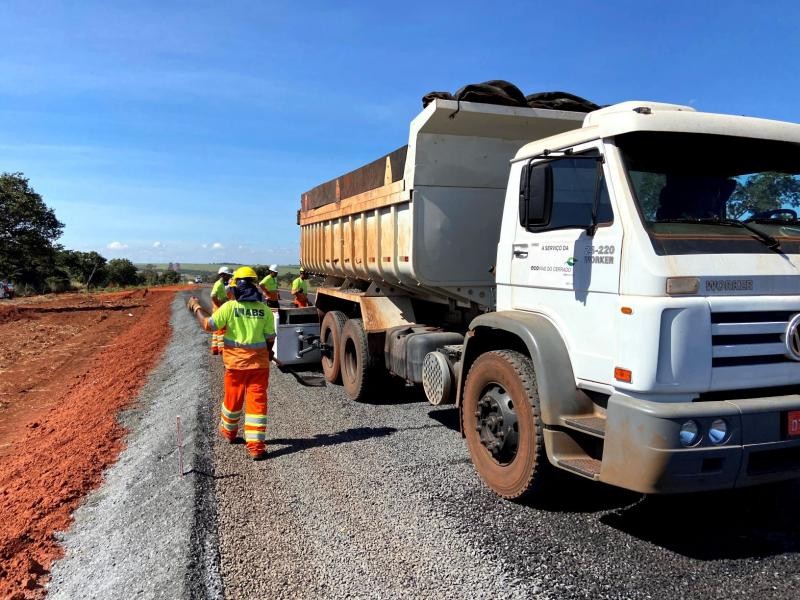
<box><xmin>784</xmin><ymin>314</ymin><xmax>800</xmax><ymax>362</ymax></box>
<box><xmin>705</xmin><ymin>279</ymin><xmax>753</xmax><ymax>292</ymax></box>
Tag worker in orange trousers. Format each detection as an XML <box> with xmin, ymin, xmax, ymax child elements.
<box><xmin>209</xmin><ymin>266</ymin><xmax>232</xmax><ymax>355</ymax></box>
<box><xmin>291</xmin><ymin>268</ymin><xmax>311</xmax><ymax>307</ymax></box>
<box><xmin>188</xmin><ymin>266</ymin><xmax>275</xmax><ymax>459</ymax></box>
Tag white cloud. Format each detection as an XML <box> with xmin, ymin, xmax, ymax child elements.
<box><xmin>107</xmin><ymin>241</ymin><xmax>128</xmax><ymax>250</ymax></box>
<box><xmin>153</xmin><ymin>241</ymin><xmax>163</xmax><ymax>248</ymax></box>
<box><xmin>201</xmin><ymin>243</ymin><xmax>208</xmax><ymax>248</ymax></box>
<box><xmin>212</xmin><ymin>242</ymin><xmax>224</xmax><ymax>250</ymax></box>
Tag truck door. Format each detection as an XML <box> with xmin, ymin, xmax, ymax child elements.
<box><xmin>510</xmin><ymin>142</ymin><xmax>623</xmax><ymax>379</ymax></box>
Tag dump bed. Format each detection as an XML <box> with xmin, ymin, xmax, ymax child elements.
<box><xmin>299</xmin><ymin>99</ymin><xmax>584</xmax><ymax>306</ymax></box>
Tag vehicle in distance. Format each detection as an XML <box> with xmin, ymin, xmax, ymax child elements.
<box><xmin>0</xmin><ymin>280</ymin><xmax>15</xmax><ymax>299</ymax></box>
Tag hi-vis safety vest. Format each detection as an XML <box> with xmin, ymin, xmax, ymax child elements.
<box><xmin>211</xmin><ymin>279</ymin><xmax>228</xmax><ymax>304</ymax></box>
<box><xmin>208</xmin><ymin>301</ymin><xmax>276</xmax><ymax>370</ymax></box>
<box><xmin>259</xmin><ymin>274</ymin><xmax>278</xmax><ymax>293</ymax></box>
<box><xmin>292</xmin><ymin>277</ymin><xmax>308</xmax><ymax>295</ymax></box>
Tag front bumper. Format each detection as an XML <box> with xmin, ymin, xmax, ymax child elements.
<box><xmin>600</xmin><ymin>393</ymin><xmax>800</xmax><ymax>493</ymax></box>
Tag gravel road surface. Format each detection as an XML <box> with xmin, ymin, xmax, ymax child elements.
<box><xmin>42</xmin><ymin>292</ymin><xmax>800</xmax><ymax>599</ymax></box>
<box><xmin>211</xmin><ymin>359</ymin><xmax>800</xmax><ymax>600</ymax></box>
<box><xmin>47</xmin><ymin>293</ymin><xmax>223</xmax><ymax>599</ymax></box>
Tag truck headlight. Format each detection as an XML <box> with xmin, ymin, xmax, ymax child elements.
<box><xmin>708</xmin><ymin>419</ymin><xmax>728</xmax><ymax>445</ymax></box>
<box><xmin>679</xmin><ymin>420</ymin><xmax>701</xmax><ymax>447</ymax></box>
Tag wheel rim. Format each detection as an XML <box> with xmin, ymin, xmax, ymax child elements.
<box><xmin>343</xmin><ymin>338</ymin><xmax>357</xmax><ymax>382</ymax></box>
<box><xmin>474</xmin><ymin>383</ymin><xmax>519</xmax><ymax>464</ymax></box>
<box><xmin>321</xmin><ymin>326</ymin><xmax>334</xmax><ymax>367</ymax></box>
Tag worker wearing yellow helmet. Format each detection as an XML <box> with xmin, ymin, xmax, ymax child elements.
<box><xmin>291</xmin><ymin>267</ymin><xmax>311</xmax><ymax>307</ymax></box>
<box><xmin>209</xmin><ymin>266</ymin><xmax>232</xmax><ymax>355</ymax></box>
<box><xmin>187</xmin><ymin>266</ymin><xmax>276</xmax><ymax>460</ymax></box>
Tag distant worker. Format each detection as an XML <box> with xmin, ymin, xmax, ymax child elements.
<box><xmin>259</xmin><ymin>264</ymin><xmax>280</xmax><ymax>308</ymax></box>
<box><xmin>291</xmin><ymin>268</ymin><xmax>310</xmax><ymax>307</ymax></box>
<box><xmin>209</xmin><ymin>266</ymin><xmax>233</xmax><ymax>355</ymax></box>
<box><xmin>187</xmin><ymin>266</ymin><xmax>275</xmax><ymax>460</ymax></box>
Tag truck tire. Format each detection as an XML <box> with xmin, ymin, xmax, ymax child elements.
<box><xmin>462</xmin><ymin>350</ymin><xmax>548</xmax><ymax>500</ymax></box>
<box><xmin>340</xmin><ymin>318</ymin><xmax>377</xmax><ymax>401</ymax></box>
<box><xmin>320</xmin><ymin>310</ymin><xmax>348</xmax><ymax>383</ymax></box>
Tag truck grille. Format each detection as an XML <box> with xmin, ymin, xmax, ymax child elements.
<box><xmin>711</xmin><ymin>310</ymin><xmax>797</xmax><ymax>368</ymax></box>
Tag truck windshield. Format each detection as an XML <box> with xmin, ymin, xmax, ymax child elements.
<box><xmin>618</xmin><ymin>131</ymin><xmax>800</xmax><ymax>255</ymax></box>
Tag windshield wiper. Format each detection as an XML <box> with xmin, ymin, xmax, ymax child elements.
<box><xmin>747</xmin><ymin>218</ymin><xmax>800</xmax><ymax>225</ymax></box>
<box><xmin>654</xmin><ymin>218</ymin><xmax>781</xmax><ymax>250</ymax></box>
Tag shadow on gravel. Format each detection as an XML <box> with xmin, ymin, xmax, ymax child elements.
<box><xmin>283</xmin><ymin>370</ymin><xmax>327</xmax><ymax>387</ymax></box>
<box><xmin>276</xmin><ymin>364</ymin><xmax>328</xmax><ymax>388</ymax></box>
<box><xmin>519</xmin><ymin>473</ymin><xmax>641</xmax><ymax>514</ymax></box>
<box><xmin>601</xmin><ymin>478</ymin><xmax>800</xmax><ymax>559</ymax></box>
<box><xmin>428</xmin><ymin>407</ymin><xmax>460</xmax><ymax>432</ymax></box>
<box><xmin>360</xmin><ymin>382</ymin><xmax>428</xmax><ymax>406</ymax></box>
<box><xmin>267</xmin><ymin>426</ymin><xmax>398</xmax><ymax>459</ymax></box>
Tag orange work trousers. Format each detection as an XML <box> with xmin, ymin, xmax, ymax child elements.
<box><xmin>219</xmin><ymin>368</ymin><xmax>269</xmax><ymax>457</ymax></box>
<box><xmin>293</xmin><ymin>293</ymin><xmax>309</xmax><ymax>308</ymax></box>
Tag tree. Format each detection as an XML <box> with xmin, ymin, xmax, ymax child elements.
<box><xmin>159</xmin><ymin>269</ymin><xmax>180</xmax><ymax>285</ymax></box>
<box><xmin>727</xmin><ymin>172</ymin><xmax>800</xmax><ymax>220</ymax></box>
<box><xmin>253</xmin><ymin>264</ymin><xmax>269</xmax><ymax>280</ymax></box>
<box><xmin>139</xmin><ymin>264</ymin><xmax>160</xmax><ymax>286</ymax></box>
<box><xmin>56</xmin><ymin>250</ymin><xmax>107</xmax><ymax>287</ymax></box>
<box><xmin>0</xmin><ymin>172</ymin><xmax>64</xmax><ymax>288</ymax></box>
<box><xmin>105</xmin><ymin>258</ymin><xmax>139</xmax><ymax>286</ymax></box>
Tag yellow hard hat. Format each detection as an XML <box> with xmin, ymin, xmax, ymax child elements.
<box><xmin>233</xmin><ymin>266</ymin><xmax>258</xmax><ymax>281</ymax></box>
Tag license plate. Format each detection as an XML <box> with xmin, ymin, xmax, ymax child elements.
<box><xmin>789</xmin><ymin>411</ymin><xmax>800</xmax><ymax>437</ymax></box>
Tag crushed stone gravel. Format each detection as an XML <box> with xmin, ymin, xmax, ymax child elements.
<box><xmin>46</xmin><ymin>293</ymin><xmax>223</xmax><ymax>600</ymax></box>
<box><xmin>213</xmin><ymin>363</ymin><xmax>800</xmax><ymax>600</ymax></box>
<box><xmin>40</xmin><ymin>292</ymin><xmax>800</xmax><ymax>599</ymax></box>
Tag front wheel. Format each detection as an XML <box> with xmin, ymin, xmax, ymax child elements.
<box><xmin>462</xmin><ymin>350</ymin><xmax>549</xmax><ymax>500</ymax></box>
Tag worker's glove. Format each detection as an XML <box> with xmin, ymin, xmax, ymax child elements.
<box><xmin>187</xmin><ymin>297</ymin><xmax>201</xmax><ymax>313</ymax></box>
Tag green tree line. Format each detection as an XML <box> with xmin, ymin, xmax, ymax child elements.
<box><xmin>0</xmin><ymin>172</ymin><xmax>166</xmax><ymax>295</ymax></box>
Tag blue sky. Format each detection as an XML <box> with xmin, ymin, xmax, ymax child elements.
<box><xmin>1</xmin><ymin>1</ymin><xmax>798</xmax><ymax>264</ymax></box>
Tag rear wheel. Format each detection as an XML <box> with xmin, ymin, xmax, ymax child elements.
<box><xmin>320</xmin><ymin>310</ymin><xmax>348</xmax><ymax>383</ymax></box>
<box><xmin>340</xmin><ymin>318</ymin><xmax>377</xmax><ymax>401</ymax></box>
<box><xmin>462</xmin><ymin>350</ymin><xmax>549</xmax><ymax>500</ymax></box>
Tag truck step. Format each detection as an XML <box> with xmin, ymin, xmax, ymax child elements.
<box><xmin>557</xmin><ymin>457</ymin><xmax>602</xmax><ymax>478</ymax></box>
<box><xmin>562</xmin><ymin>415</ymin><xmax>606</xmax><ymax>438</ymax></box>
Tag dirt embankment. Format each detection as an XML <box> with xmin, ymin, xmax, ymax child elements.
<box><xmin>0</xmin><ymin>289</ymin><xmax>176</xmax><ymax>599</ymax></box>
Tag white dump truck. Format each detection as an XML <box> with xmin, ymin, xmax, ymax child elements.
<box><xmin>298</xmin><ymin>98</ymin><xmax>800</xmax><ymax>498</ymax></box>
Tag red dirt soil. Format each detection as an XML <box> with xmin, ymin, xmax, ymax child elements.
<box><xmin>0</xmin><ymin>289</ymin><xmax>177</xmax><ymax>599</ymax></box>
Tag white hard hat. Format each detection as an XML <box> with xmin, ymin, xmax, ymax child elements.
<box><xmin>218</xmin><ymin>266</ymin><xmax>232</xmax><ymax>275</ymax></box>
<box><xmin>268</xmin><ymin>264</ymin><xmax>278</xmax><ymax>273</ymax></box>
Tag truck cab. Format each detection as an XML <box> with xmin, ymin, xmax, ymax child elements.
<box><xmin>472</xmin><ymin>101</ymin><xmax>800</xmax><ymax>494</ymax></box>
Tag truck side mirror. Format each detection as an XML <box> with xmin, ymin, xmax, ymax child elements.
<box><xmin>527</xmin><ymin>163</ymin><xmax>552</xmax><ymax>226</ymax></box>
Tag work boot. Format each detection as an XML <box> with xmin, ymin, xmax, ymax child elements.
<box><xmin>219</xmin><ymin>430</ymin><xmax>237</xmax><ymax>444</ymax></box>
<box><xmin>250</xmin><ymin>451</ymin><xmax>267</xmax><ymax>461</ymax></box>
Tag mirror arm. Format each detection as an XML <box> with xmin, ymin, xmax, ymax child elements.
<box><xmin>586</xmin><ymin>158</ymin><xmax>604</xmax><ymax>237</ymax></box>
